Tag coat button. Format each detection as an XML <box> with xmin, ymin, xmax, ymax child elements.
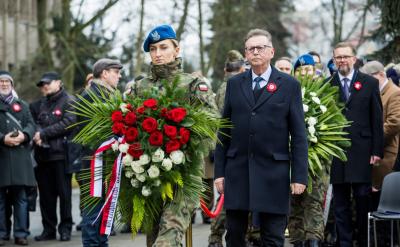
<box><xmin>251</xmin><ymin>112</ymin><xmax>256</xmax><ymax>116</ymax></box>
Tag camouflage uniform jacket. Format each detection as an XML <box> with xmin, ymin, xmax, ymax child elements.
<box><xmin>132</xmin><ymin>58</ymin><xmax>218</xmax><ymax>112</ymax></box>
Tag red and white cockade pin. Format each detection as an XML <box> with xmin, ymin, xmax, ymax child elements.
<box><xmin>266</xmin><ymin>82</ymin><xmax>277</xmax><ymax>93</ymax></box>
<box><xmin>11</xmin><ymin>103</ymin><xmax>22</xmax><ymax>112</ymax></box>
<box><xmin>198</xmin><ymin>84</ymin><xmax>208</xmax><ymax>92</ymax></box>
<box><xmin>354</xmin><ymin>81</ymin><xmax>362</xmax><ymax>91</ymax></box>
<box><xmin>53</xmin><ymin>109</ymin><xmax>62</xmax><ymax>116</ymax></box>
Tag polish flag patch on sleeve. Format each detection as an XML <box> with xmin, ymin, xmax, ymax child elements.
<box><xmin>198</xmin><ymin>84</ymin><xmax>208</xmax><ymax>92</ymax></box>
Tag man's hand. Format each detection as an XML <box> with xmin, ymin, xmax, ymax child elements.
<box><xmin>370</xmin><ymin>155</ymin><xmax>381</xmax><ymax>165</ymax></box>
<box><xmin>33</xmin><ymin>131</ymin><xmax>42</xmax><ymax>146</ymax></box>
<box><xmin>291</xmin><ymin>183</ymin><xmax>306</xmax><ymax>195</ymax></box>
<box><xmin>13</xmin><ymin>130</ymin><xmax>26</xmax><ymax>145</ymax></box>
<box><xmin>4</xmin><ymin>132</ymin><xmax>21</xmax><ymax>147</ymax></box>
<box><xmin>214</xmin><ymin>177</ymin><xmax>224</xmax><ymax>194</ymax></box>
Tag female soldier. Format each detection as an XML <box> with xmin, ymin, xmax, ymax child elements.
<box><xmin>126</xmin><ymin>24</ymin><xmax>218</xmax><ymax>247</ymax></box>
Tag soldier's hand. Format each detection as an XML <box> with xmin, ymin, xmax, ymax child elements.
<box><xmin>370</xmin><ymin>155</ymin><xmax>381</xmax><ymax>165</ymax></box>
<box><xmin>215</xmin><ymin>177</ymin><xmax>224</xmax><ymax>194</ymax></box>
<box><xmin>4</xmin><ymin>133</ymin><xmax>20</xmax><ymax>147</ymax></box>
<box><xmin>291</xmin><ymin>183</ymin><xmax>306</xmax><ymax>195</ymax></box>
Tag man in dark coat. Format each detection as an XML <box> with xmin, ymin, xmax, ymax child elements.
<box><xmin>30</xmin><ymin>72</ymin><xmax>76</xmax><ymax>242</ymax></box>
<box><xmin>214</xmin><ymin>28</ymin><xmax>308</xmax><ymax>247</ymax></box>
<box><xmin>0</xmin><ymin>71</ymin><xmax>36</xmax><ymax>246</ymax></box>
<box><xmin>328</xmin><ymin>42</ymin><xmax>384</xmax><ymax>247</ymax></box>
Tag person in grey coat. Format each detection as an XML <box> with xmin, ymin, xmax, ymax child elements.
<box><xmin>0</xmin><ymin>71</ymin><xmax>36</xmax><ymax>246</ymax></box>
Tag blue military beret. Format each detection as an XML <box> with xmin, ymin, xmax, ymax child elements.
<box><xmin>143</xmin><ymin>25</ymin><xmax>177</xmax><ymax>52</ymax></box>
<box><xmin>294</xmin><ymin>54</ymin><xmax>315</xmax><ymax>71</ymax></box>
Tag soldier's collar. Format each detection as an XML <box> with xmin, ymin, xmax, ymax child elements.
<box><xmin>150</xmin><ymin>58</ymin><xmax>183</xmax><ymax>81</ymax></box>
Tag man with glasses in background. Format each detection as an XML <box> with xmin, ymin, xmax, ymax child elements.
<box><xmin>214</xmin><ymin>28</ymin><xmax>308</xmax><ymax>247</ymax></box>
<box><xmin>328</xmin><ymin>42</ymin><xmax>384</xmax><ymax>247</ymax></box>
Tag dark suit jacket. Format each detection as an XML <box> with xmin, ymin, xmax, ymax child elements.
<box><xmin>214</xmin><ymin>67</ymin><xmax>308</xmax><ymax>214</ymax></box>
<box><xmin>328</xmin><ymin>70</ymin><xmax>384</xmax><ymax>184</ymax></box>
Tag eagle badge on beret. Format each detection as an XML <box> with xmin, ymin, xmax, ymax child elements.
<box><xmin>151</xmin><ymin>31</ymin><xmax>160</xmax><ymax>41</ymax></box>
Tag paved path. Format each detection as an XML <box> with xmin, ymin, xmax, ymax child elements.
<box><xmin>3</xmin><ymin>188</ymin><xmax>292</xmax><ymax>246</ymax></box>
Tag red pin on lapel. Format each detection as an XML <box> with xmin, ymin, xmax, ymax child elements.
<box><xmin>266</xmin><ymin>82</ymin><xmax>277</xmax><ymax>93</ymax></box>
<box><xmin>354</xmin><ymin>81</ymin><xmax>362</xmax><ymax>91</ymax></box>
<box><xmin>12</xmin><ymin>103</ymin><xmax>22</xmax><ymax>112</ymax></box>
<box><xmin>53</xmin><ymin>109</ymin><xmax>62</xmax><ymax>116</ymax></box>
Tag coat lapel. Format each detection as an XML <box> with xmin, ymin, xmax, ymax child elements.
<box><xmin>253</xmin><ymin>67</ymin><xmax>282</xmax><ymax>110</ymax></box>
<box><xmin>240</xmin><ymin>70</ymin><xmax>255</xmax><ymax>106</ymax></box>
<box><xmin>346</xmin><ymin>70</ymin><xmax>360</xmax><ymax>106</ymax></box>
<box><xmin>330</xmin><ymin>72</ymin><xmax>347</xmax><ymax>103</ymax></box>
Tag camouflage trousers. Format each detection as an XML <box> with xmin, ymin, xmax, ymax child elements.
<box><xmin>146</xmin><ymin>195</ymin><xmax>197</xmax><ymax>247</ymax></box>
<box><xmin>288</xmin><ymin>166</ymin><xmax>330</xmax><ymax>242</ymax></box>
<box><xmin>208</xmin><ymin>200</ymin><xmax>260</xmax><ymax>244</ymax></box>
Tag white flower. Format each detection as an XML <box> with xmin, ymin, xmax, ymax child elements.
<box><xmin>153</xmin><ymin>179</ymin><xmax>161</xmax><ymax>187</ymax></box>
<box><xmin>309</xmin><ymin>92</ymin><xmax>317</xmax><ymax>97</ymax></box>
<box><xmin>111</xmin><ymin>141</ymin><xmax>119</xmax><ymax>152</ymax></box>
<box><xmin>136</xmin><ymin>174</ymin><xmax>146</xmax><ymax>182</ymax></box>
<box><xmin>131</xmin><ymin>162</ymin><xmax>145</xmax><ymax>174</ymax></box>
<box><xmin>118</xmin><ymin>143</ymin><xmax>129</xmax><ymax>153</ymax></box>
<box><xmin>301</xmin><ymin>88</ymin><xmax>305</xmax><ymax>98</ymax></box>
<box><xmin>139</xmin><ymin>154</ymin><xmax>150</xmax><ymax>165</ymax></box>
<box><xmin>307</xmin><ymin>117</ymin><xmax>317</xmax><ymax>126</ymax></box>
<box><xmin>122</xmin><ymin>154</ymin><xmax>133</xmax><ymax>166</ymax></box>
<box><xmin>152</xmin><ymin>148</ymin><xmax>165</xmax><ymax>163</ymax></box>
<box><xmin>310</xmin><ymin>136</ymin><xmax>318</xmax><ymax>143</ymax></box>
<box><xmin>130</xmin><ymin>178</ymin><xmax>140</xmax><ymax>188</ymax></box>
<box><xmin>303</xmin><ymin>104</ymin><xmax>309</xmax><ymax>113</ymax></box>
<box><xmin>308</xmin><ymin>126</ymin><xmax>316</xmax><ymax>136</ymax></box>
<box><xmin>125</xmin><ymin>170</ymin><xmax>133</xmax><ymax>178</ymax></box>
<box><xmin>120</xmin><ymin>103</ymin><xmax>130</xmax><ymax>113</ymax></box>
<box><xmin>147</xmin><ymin>165</ymin><xmax>160</xmax><ymax>178</ymax></box>
<box><xmin>141</xmin><ymin>186</ymin><xmax>152</xmax><ymax>197</ymax></box>
<box><xmin>170</xmin><ymin>150</ymin><xmax>185</xmax><ymax>165</ymax></box>
<box><xmin>312</xmin><ymin>96</ymin><xmax>321</xmax><ymax>104</ymax></box>
<box><xmin>320</xmin><ymin>105</ymin><xmax>327</xmax><ymax>113</ymax></box>
<box><xmin>161</xmin><ymin>158</ymin><xmax>173</xmax><ymax>171</ymax></box>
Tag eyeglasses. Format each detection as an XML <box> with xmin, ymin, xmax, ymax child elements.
<box><xmin>0</xmin><ymin>79</ymin><xmax>11</xmax><ymax>85</ymax></box>
<box><xmin>333</xmin><ymin>55</ymin><xmax>353</xmax><ymax>61</ymax></box>
<box><xmin>245</xmin><ymin>45</ymin><xmax>272</xmax><ymax>53</ymax></box>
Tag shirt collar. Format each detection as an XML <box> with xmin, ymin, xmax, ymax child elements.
<box><xmin>252</xmin><ymin>65</ymin><xmax>272</xmax><ymax>82</ymax></box>
<box><xmin>380</xmin><ymin>78</ymin><xmax>389</xmax><ymax>92</ymax></box>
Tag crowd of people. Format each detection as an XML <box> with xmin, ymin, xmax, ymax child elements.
<box><xmin>0</xmin><ymin>23</ymin><xmax>399</xmax><ymax>247</ymax></box>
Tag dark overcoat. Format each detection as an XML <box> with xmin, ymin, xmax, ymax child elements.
<box><xmin>328</xmin><ymin>71</ymin><xmax>384</xmax><ymax>184</ymax></box>
<box><xmin>214</xmin><ymin>67</ymin><xmax>308</xmax><ymax>214</ymax></box>
<box><xmin>0</xmin><ymin>98</ymin><xmax>36</xmax><ymax>187</ymax></box>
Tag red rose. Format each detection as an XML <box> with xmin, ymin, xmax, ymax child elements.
<box><xmin>163</xmin><ymin>124</ymin><xmax>177</xmax><ymax>139</ymax></box>
<box><xmin>167</xmin><ymin>108</ymin><xmax>187</xmax><ymax>123</ymax></box>
<box><xmin>126</xmin><ymin>104</ymin><xmax>133</xmax><ymax>111</ymax></box>
<box><xmin>125</xmin><ymin>127</ymin><xmax>139</xmax><ymax>143</ymax></box>
<box><xmin>143</xmin><ymin>98</ymin><xmax>158</xmax><ymax>109</ymax></box>
<box><xmin>137</xmin><ymin>106</ymin><xmax>145</xmax><ymax>114</ymax></box>
<box><xmin>127</xmin><ymin>143</ymin><xmax>144</xmax><ymax>158</ymax></box>
<box><xmin>112</xmin><ymin>122</ymin><xmax>125</xmax><ymax>135</ymax></box>
<box><xmin>149</xmin><ymin>131</ymin><xmax>164</xmax><ymax>146</ymax></box>
<box><xmin>142</xmin><ymin>117</ymin><xmax>158</xmax><ymax>133</ymax></box>
<box><xmin>165</xmin><ymin>140</ymin><xmax>181</xmax><ymax>153</ymax></box>
<box><xmin>160</xmin><ymin>108</ymin><xmax>168</xmax><ymax>118</ymax></box>
<box><xmin>124</xmin><ymin>112</ymin><xmax>137</xmax><ymax>126</ymax></box>
<box><xmin>111</xmin><ymin>111</ymin><xmax>123</xmax><ymax>122</ymax></box>
<box><xmin>179</xmin><ymin>127</ymin><xmax>190</xmax><ymax>144</ymax></box>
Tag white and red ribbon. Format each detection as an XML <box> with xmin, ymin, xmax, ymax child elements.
<box><xmin>90</xmin><ymin>138</ymin><xmax>116</xmax><ymax>197</ymax></box>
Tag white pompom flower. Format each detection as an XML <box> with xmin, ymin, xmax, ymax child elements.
<box><xmin>308</xmin><ymin>126</ymin><xmax>316</xmax><ymax>136</ymax></box>
<box><xmin>139</xmin><ymin>154</ymin><xmax>150</xmax><ymax>165</ymax></box>
<box><xmin>303</xmin><ymin>104</ymin><xmax>309</xmax><ymax>113</ymax></box>
<box><xmin>152</xmin><ymin>148</ymin><xmax>165</xmax><ymax>163</ymax></box>
<box><xmin>161</xmin><ymin>158</ymin><xmax>173</xmax><ymax>171</ymax></box>
<box><xmin>320</xmin><ymin>105</ymin><xmax>327</xmax><ymax>113</ymax></box>
<box><xmin>309</xmin><ymin>92</ymin><xmax>317</xmax><ymax>97</ymax></box>
<box><xmin>122</xmin><ymin>154</ymin><xmax>133</xmax><ymax>166</ymax></box>
<box><xmin>136</xmin><ymin>174</ymin><xmax>146</xmax><ymax>182</ymax></box>
<box><xmin>120</xmin><ymin>103</ymin><xmax>130</xmax><ymax>113</ymax></box>
<box><xmin>312</xmin><ymin>96</ymin><xmax>321</xmax><ymax>104</ymax></box>
<box><xmin>153</xmin><ymin>179</ymin><xmax>161</xmax><ymax>187</ymax></box>
<box><xmin>130</xmin><ymin>178</ymin><xmax>140</xmax><ymax>188</ymax></box>
<box><xmin>310</xmin><ymin>136</ymin><xmax>318</xmax><ymax>143</ymax></box>
<box><xmin>111</xmin><ymin>141</ymin><xmax>119</xmax><ymax>152</ymax></box>
<box><xmin>147</xmin><ymin>165</ymin><xmax>160</xmax><ymax>178</ymax></box>
<box><xmin>125</xmin><ymin>170</ymin><xmax>134</xmax><ymax>178</ymax></box>
<box><xmin>170</xmin><ymin>150</ymin><xmax>185</xmax><ymax>165</ymax></box>
<box><xmin>141</xmin><ymin>186</ymin><xmax>152</xmax><ymax>197</ymax></box>
<box><xmin>307</xmin><ymin>117</ymin><xmax>317</xmax><ymax>126</ymax></box>
<box><xmin>131</xmin><ymin>162</ymin><xmax>145</xmax><ymax>174</ymax></box>
<box><xmin>118</xmin><ymin>143</ymin><xmax>129</xmax><ymax>153</ymax></box>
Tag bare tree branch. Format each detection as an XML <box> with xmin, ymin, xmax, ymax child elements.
<box><xmin>176</xmin><ymin>0</ymin><xmax>190</xmax><ymax>40</ymax></box>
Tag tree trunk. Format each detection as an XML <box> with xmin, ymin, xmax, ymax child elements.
<box><xmin>14</xmin><ymin>0</ymin><xmax>20</xmax><ymax>68</ymax></box>
<box><xmin>176</xmin><ymin>0</ymin><xmax>190</xmax><ymax>40</ymax></box>
<box><xmin>37</xmin><ymin>0</ymin><xmax>53</xmax><ymax>67</ymax></box>
<box><xmin>198</xmin><ymin>0</ymin><xmax>205</xmax><ymax>75</ymax></box>
<box><xmin>2</xmin><ymin>0</ymin><xmax>8</xmax><ymax>70</ymax></box>
<box><xmin>134</xmin><ymin>0</ymin><xmax>145</xmax><ymax>77</ymax></box>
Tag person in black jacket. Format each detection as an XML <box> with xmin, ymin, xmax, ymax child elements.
<box><xmin>30</xmin><ymin>72</ymin><xmax>76</xmax><ymax>242</ymax></box>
